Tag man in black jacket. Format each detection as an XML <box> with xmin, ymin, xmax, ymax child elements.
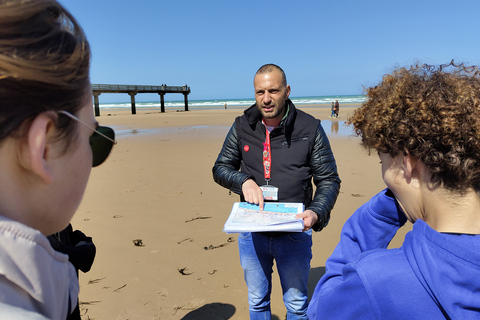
<box><xmin>212</xmin><ymin>64</ymin><xmax>340</xmax><ymax>319</ymax></box>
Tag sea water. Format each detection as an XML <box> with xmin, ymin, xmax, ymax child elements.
<box><xmin>95</xmin><ymin>95</ymin><xmax>365</xmax><ymax>111</ymax></box>
<box><xmin>114</xmin><ymin>119</ymin><xmax>353</xmax><ymax>138</ymax></box>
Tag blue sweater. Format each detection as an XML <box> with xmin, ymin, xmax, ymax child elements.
<box><xmin>307</xmin><ymin>189</ymin><xmax>480</xmax><ymax>319</ymax></box>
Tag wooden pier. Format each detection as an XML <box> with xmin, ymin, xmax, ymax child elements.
<box><xmin>91</xmin><ymin>84</ymin><xmax>191</xmax><ymax>116</ymax></box>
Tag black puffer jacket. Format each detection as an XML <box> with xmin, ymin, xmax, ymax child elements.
<box><xmin>213</xmin><ymin>100</ymin><xmax>341</xmax><ymax>231</ymax></box>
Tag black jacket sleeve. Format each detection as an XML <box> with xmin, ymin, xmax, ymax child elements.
<box><xmin>212</xmin><ymin>122</ymin><xmax>253</xmax><ymax>195</ymax></box>
<box><xmin>308</xmin><ymin>123</ymin><xmax>341</xmax><ymax>231</ymax></box>
<box><xmin>48</xmin><ymin>225</ymin><xmax>96</xmax><ymax>273</ymax></box>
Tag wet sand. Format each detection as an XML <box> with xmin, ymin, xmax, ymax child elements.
<box><xmin>71</xmin><ymin>105</ymin><xmax>412</xmax><ymax>319</ymax></box>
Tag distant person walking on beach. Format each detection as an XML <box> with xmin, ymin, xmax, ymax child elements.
<box><xmin>330</xmin><ymin>101</ymin><xmax>336</xmax><ymax>117</ymax></box>
<box><xmin>308</xmin><ymin>61</ymin><xmax>480</xmax><ymax>319</ymax></box>
<box><xmin>225</xmin><ymin>102</ymin><xmax>227</xmax><ymax>109</ymax></box>
<box><xmin>213</xmin><ymin>64</ymin><xmax>340</xmax><ymax>319</ymax></box>
<box><xmin>334</xmin><ymin>100</ymin><xmax>340</xmax><ymax>118</ymax></box>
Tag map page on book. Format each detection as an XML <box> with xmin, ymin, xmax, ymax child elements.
<box><xmin>223</xmin><ymin>202</ymin><xmax>304</xmax><ymax>233</ymax></box>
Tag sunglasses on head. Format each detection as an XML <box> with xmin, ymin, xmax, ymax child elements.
<box><xmin>58</xmin><ymin>110</ymin><xmax>116</xmax><ymax>167</ymax></box>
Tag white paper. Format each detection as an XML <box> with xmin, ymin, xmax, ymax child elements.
<box><xmin>223</xmin><ymin>202</ymin><xmax>305</xmax><ymax>233</ymax></box>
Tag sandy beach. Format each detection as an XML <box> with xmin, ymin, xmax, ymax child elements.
<box><xmin>71</xmin><ymin>104</ymin><xmax>412</xmax><ymax>320</ymax></box>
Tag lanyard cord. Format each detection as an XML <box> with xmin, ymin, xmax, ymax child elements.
<box><xmin>263</xmin><ymin>124</ymin><xmax>271</xmax><ymax>183</ymax></box>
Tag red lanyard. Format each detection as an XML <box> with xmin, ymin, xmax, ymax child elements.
<box><xmin>263</xmin><ymin>125</ymin><xmax>271</xmax><ymax>182</ymax></box>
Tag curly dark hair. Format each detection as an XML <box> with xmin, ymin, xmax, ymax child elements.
<box><xmin>349</xmin><ymin>61</ymin><xmax>480</xmax><ymax>192</ymax></box>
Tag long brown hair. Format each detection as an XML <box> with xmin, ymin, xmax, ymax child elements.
<box><xmin>0</xmin><ymin>0</ymin><xmax>91</xmax><ymax>144</ymax></box>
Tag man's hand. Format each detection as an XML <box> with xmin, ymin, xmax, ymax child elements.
<box><xmin>242</xmin><ymin>179</ymin><xmax>264</xmax><ymax>210</ymax></box>
<box><xmin>295</xmin><ymin>209</ymin><xmax>318</xmax><ymax>231</ymax></box>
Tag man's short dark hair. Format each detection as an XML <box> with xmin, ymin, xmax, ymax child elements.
<box><xmin>255</xmin><ymin>64</ymin><xmax>287</xmax><ymax>87</ymax></box>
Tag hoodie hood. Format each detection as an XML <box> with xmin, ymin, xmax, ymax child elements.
<box><xmin>0</xmin><ymin>216</ymin><xmax>79</xmax><ymax>320</ymax></box>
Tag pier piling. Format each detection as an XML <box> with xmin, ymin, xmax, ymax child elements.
<box><xmin>91</xmin><ymin>84</ymin><xmax>191</xmax><ymax>116</ymax></box>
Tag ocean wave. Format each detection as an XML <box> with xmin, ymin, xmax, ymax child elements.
<box><xmin>96</xmin><ymin>95</ymin><xmax>365</xmax><ymax>110</ymax></box>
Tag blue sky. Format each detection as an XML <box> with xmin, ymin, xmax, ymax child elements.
<box><xmin>59</xmin><ymin>0</ymin><xmax>480</xmax><ymax>102</ymax></box>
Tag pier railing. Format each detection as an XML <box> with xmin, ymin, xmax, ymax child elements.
<box><xmin>91</xmin><ymin>84</ymin><xmax>191</xmax><ymax>116</ymax></box>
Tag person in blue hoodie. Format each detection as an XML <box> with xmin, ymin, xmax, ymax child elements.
<box><xmin>308</xmin><ymin>61</ymin><xmax>480</xmax><ymax>319</ymax></box>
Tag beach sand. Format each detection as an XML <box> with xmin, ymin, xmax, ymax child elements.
<box><xmin>71</xmin><ymin>104</ymin><xmax>412</xmax><ymax>319</ymax></box>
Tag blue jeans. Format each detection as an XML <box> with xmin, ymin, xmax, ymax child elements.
<box><xmin>238</xmin><ymin>231</ymin><xmax>312</xmax><ymax>320</ymax></box>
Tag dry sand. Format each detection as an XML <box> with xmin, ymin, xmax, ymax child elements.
<box><xmin>71</xmin><ymin>104</ymin><xmax>412</xmax><ymax>319</ymax></box>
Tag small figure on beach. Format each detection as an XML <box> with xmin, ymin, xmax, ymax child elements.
<box><xmin>0</xmin><ymin>1</ymin><xmax>115</xmax><ymax>319</ymax></box>
<box><xmin>213</xmin><ymin>63</ymin><xmax>340</xmax><ymax>319</ymax></box>
<box><xmin>225</xmin><ymin>102</ymin><xmax>227</xmax><ymax>109</ymax></box>
<box><xmin>334</xmin><ymin>100</ymin><xmax>340</xmax><ymax>118</ymax></box>
<box><xmin>330</xmin><ymin>101</ymin><xmax>336</xmax><ymax>117</ymax></box>
<box><xmin>308</xmin><ymin>61</ymin><xmax>480</xmax><ymax>319</ymax></box>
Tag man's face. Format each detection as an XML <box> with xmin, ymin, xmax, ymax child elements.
<box><xmin>254</xmin><ymin>69</ymin><xmax>290</xmax><ymax>123</ymax></box>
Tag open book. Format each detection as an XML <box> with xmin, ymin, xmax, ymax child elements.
<box><xmin>223</xmin><ymin>202</ymin><xmax>304</xmax><ymax>233</ymax></box>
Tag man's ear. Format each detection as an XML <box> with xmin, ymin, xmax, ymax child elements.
<box><xmin>22</xmin><ymin>113</ymin><xmax>55</xmax><ymax>184</ymax></box>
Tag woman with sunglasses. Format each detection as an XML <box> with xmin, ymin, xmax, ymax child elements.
<box><xmin>308</xmin><ymin>61</ymin><xmax>480</xmax><ymax>319</ymax></box>
<box><xmin>0</xmin><ymin>1</ymin><xmax>115</xmax><ymax>319</ymax></box>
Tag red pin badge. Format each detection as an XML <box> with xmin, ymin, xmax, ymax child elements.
<box><xmin>244</xmin><ymin>145</ymin><xmax>250</xmax><ymax>152</ymax></box>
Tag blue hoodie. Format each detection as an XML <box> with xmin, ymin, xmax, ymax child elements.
<box><xmin>307</xmin><ymin>189</ymin><xmax>480</xmax><ymax>319</ymax></box>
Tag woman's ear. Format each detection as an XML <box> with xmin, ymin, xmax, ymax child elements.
<box><xmin>22</xmin><ymin>113</ymin><xmax>55</xmax><ymax>184</ymax></box>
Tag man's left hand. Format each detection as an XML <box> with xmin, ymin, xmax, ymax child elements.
<box><xmin>295</xmin><ymin>210</ymin><xmax>318</xmax><ymax>231</ymax></box>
